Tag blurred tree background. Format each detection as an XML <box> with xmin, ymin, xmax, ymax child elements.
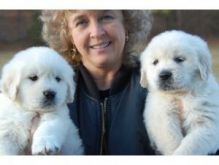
<box><xmin>150</xmin><ymin>10</ymin><xmax>219</xmax><ymax>40</ymax></box>
<box><xmin>0</xmin><ymin>10</ymin><xmax>219</xmax><ymax>78</ymax></box>
<box><xmin>0</xmin><ymin>10</ymin><xmax>43</xmax><ymax>50</ymax></box>
<box><xmin>0</xmin><ymin>10</ymin><xmax>219</xmax><ymax>49</ymax></box>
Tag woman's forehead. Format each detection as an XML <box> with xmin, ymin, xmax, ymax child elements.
<box><xmin>66</xmin><ymin>10</ymin><xmax>122</xmax><ymax>18</ymax></box>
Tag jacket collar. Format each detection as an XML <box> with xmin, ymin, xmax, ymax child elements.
<box><xmin>77</xmin><ymin>64</ymin><xmax>133</xmax><ymax>100</ymax></box>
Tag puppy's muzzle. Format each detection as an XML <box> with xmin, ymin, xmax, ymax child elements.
<box><xmin>159</xmin><ymin>70</ymin><xmax>172</xmax><ymax>81</ymax></box>
<box><xmin>158</xmin><ymin>70</ymin><xmax>174</xmax><ymax>91</ymax></box>
<box><xmin>43</xmin><ymin>90</ymin><xmax>56</xmax><ymax>101</ymax></box>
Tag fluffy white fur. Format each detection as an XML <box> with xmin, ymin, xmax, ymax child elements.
<box><xmin>0</xmin><ymin>47</ymin><xmax>83</xmax><ymax>155</ymax></box>
<box><xmin>140</xmin><ymin>30</ymin><xmax>219</xmax><ymax>155</ymax></box>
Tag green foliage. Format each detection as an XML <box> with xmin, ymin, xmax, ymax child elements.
<box><xmin>152</xmin><ymin>10</ymin><xmax>173</xmax><ymax>18</ymax></box>
<box><xmin>151</xmin><ymin>10</ymin><xmax>219</xmax><ymax>38</ymax></box>
<box><xmin>27</xmin><ymin>11</ymin><xmax>44</xmax><ymax>45</ymax></box>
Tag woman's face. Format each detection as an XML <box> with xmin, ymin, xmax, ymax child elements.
<box><xmin>68</xmin><ymin>10</ymin><xmax>126</xmax><ymax>70</ymax></box>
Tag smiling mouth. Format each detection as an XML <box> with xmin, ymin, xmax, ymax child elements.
<box><xmin>89</xmin><ymin>41</ymin><xmax>111</xmax><ymax>49</ymax></box>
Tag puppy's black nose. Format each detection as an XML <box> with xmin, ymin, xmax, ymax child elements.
<box><xmin>159</xmin><ymin>70</ymin><xmax>172</xmax><ymax>81</ymax></box>
<box><xmin>43</xmin><ymin>90</ymin><xmax>56</xmax><ymax>100</ymax></box>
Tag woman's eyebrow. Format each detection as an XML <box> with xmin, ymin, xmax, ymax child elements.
<box><xmin>70</xmin><ymin>10</ymin><xmax>114</xmax><ymax>22</ymax></box>
<box><xmin>71</xmin><ymin>15</ymin><xmax>85</xmax><ymax>23</ymax></box>
<box><xmin>99</xmin><ymin>10</ymin><xmax>114</xmax><ymax>15</ymax></box>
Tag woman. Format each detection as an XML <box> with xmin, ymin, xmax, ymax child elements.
<box><xmin>41</xmin><ymin>10</ymin><xmax>154</xmax><ymax>155</ymax></box>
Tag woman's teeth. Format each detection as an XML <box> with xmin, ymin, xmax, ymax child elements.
<box><xmin>90</xmin><ymin>41</ymin><xmax>111</xmax><ymax>49</ymax></box>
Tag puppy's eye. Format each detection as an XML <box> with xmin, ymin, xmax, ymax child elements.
<box><xmin>174</xmin><ymin>57</ymin><xmax>185</xmax><ymax>63</ymax></box>
<box><xmin>55</xmin><ymin>76</ymin><xmax>61</xmax><ymax>82</ymax></box>
<box><xmin>153</xmin><ymin>59</ymin><xmax>159</xmax><ymax>65</ymax></box>
<box><xmin>29</xmin><ymin>75</ymin><xmax>38</xmax><ymax>81</ymax></box>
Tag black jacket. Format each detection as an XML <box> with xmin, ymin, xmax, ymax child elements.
<box><xmin>68</xmin><ymin>64</ymin><xmax>155</xmax><ymax>155</ymax></box>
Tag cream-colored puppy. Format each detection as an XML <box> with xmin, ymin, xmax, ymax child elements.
<box><xmin>0</xmin><ymin>47</ymin><xmax>83</xmax><ymax>155</ymax></box>
<box><xmin>140</xmin><ymin>30</ymin><xmax>219</xmax><ymax>155</ymax></box>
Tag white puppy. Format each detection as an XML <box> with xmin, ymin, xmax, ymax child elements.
<box><xmin>0</xmin><ymin>47</ymin><xmax>83</xmax><ymax>155</ymax></box>
<box><xmin>140</xmin><ymin>30</ymin><xmax>219</xmax><ymax>155</ymax></box>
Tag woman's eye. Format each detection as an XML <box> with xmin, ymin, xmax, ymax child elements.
<box><xmin>153</xmin><ymin>59</ymin><xmax>159</xmax><ymax>66</ymax></box>
<box><xmin>99</xmin><ymin>15</ymin><xmax>114</xmax><ymax>22</ymax></box>
<box><xmin>75</xmin><ymin>20</ymin><xmax>87</xmax><ymax>27</ymax></box>
<box><xmin>174</xmin><ymin>57</ymin><xmax>185</xmax><ymax>63</ymax></box>
<box><xmin>55</xmin><ymin>76</ymin><xmax>61</xmax><ymax>82</ymax></box>
<box><xmin>102</xmin><ymin>15</ymin><xmax>113</xmax><ymax>20</ymax></box>
<box><xmin>29</xmin><ymin>75</ymin><xmax>38</xmax><ymax>81</ymax></box>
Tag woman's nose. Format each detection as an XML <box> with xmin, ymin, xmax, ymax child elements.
<box><xmin>89</xmin><ymin>22</ymin><xmax>106</xmax><ymax>39</ymax></box>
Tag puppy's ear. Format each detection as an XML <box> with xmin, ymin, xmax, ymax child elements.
<box><xmin>196</xmin><ymin>43</ymin><xmax>211</xmax><ymax>81</ymax></box>
<box><xmin>1</xmin><ymin>65</ymin><xmax>21</xmax><ymax>101</ymax></box>
<box><xmin>140</xmin><ymin>68</ymin><xmax>148</xmax><ymax>88</ymax></box>
<box><xmin>192</xmin><ymin>35</ymin><xmax>211</xmax><ymax>81</ymax></box>
<box><xmin>198</xmin><ymin>55</ymin><xmax>210</xmax><ymax>81</ymax></box>
<box><xmin>66</xmin><ymin>75</ymin><xmax>75</xmax><ymax>103</ymax></box>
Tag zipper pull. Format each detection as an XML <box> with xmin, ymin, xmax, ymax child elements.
<box><xmin>100</xmin><ymin>97</ymin><xmax>108</xmax><ymax>154</ymax></box>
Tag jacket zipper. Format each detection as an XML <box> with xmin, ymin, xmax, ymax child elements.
<box><xmin>100</xmin><ymin>97</ymin><xmax>108</xmax><ymax>154</ymax></box>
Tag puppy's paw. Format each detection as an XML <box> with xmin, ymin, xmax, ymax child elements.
<box><xmin>32</xmin><ymin>137</ymin><xmax>61</xmax><ymax>155</ymax></box>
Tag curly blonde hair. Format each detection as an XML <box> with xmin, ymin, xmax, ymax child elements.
<box><xmin>40</xmin><ymin>10</ymin><xmax>153</xmax><ymax>66</ymax></box>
